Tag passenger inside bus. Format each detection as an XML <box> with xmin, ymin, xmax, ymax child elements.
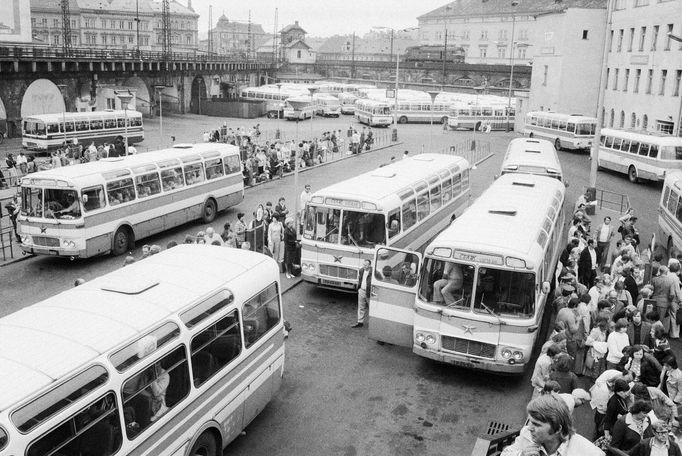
<box><xmin>342</xmin><ymin>210</ymin><xmax>385</xmax><ymax>247</ymax></box>
<box><xmin>42</xmin><ymin>189</ymin><xmax>81</xmax><ymax>219</ymax></box>
<box><xmin>54</xmin><ymin>193</ymin><xmax>81</xmax><ymax>218</ymax></box>
<box><xmin>419</xmin><ymin>259</ymin><xmax>474</xmax><ymax>308</ymax></box>
<box><xmin>388</xmin><ymin>219</ymin><xmax>400</xmax><ymax>238</ymax></box>
<box><xmin>433</xmin><ymin>262</ymin><xmax>464</xmax><ymax>305</ymax></box>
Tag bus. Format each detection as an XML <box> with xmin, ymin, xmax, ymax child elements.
<box><xmin>300</xmin><ymin>153</ymin><xmax>471</xmax><ymax>291</ymax></box>
<box><xmin>338</xmin><ymin>92</ymin><xmax>358</xmax><ymax>115</ymax></box>
<box><xmin>446</xmin><ymin>103</ymin><xmax>513</xmax><ymax>131</ymax></box>
<box><xmin>500</xmin><ymin>137</ymin><xmax>564</xmax><ymax>182</ymax></box>
<box><xmin>240</xmin><ymin>85</ymin><xmax>310</xmax><ymax>119</ymax></box>
<box><xmin>658</xmin><ymin>171</ymin><xmax>682</xmax><ymax>257</ymax></box>
<box><xmin>354</xmin><ymin>99</ymin><xmax>392</xmax><ymax>127</ymax></box>
<box><xmin>523</xmin><ymin>112</ymin><xmax>597</xmax><ymax>151</ymax></box>
<box><xmin>364</xmin><ymin>89</ymin><xmax>454</xmax><ymax>124</ymax></box>
<box><xmin>0</xmin><ymin>244</ymin><xmax>285</xmax><ymax>456</ymax></box>
<box><xmin>369</xmin><ymin>173</ymin><xmax>565</xmax><ymax>372</ymax></box>
<box><xmin>22</xmin><ymin>110</ymin><xmax>144</xmax><ymax>152</ymax></box>
<box><xmin>313</xmin><ymin>93</ymin><xmax>341</xmax><ymax>117</ymax></box>
<box><xmin>598</xmin><ymin>128</ymin><xmax>682</xmax><ymax>183</ymax></box>
<box><xmin>18</xmin><ymin>143</ymin><xmax>243</xmax><ymax>259</ymax></box>
<box><xmin>283</xmin><ymin>96</ymin><xmax>315</xmax><ymax>121</ymax></box>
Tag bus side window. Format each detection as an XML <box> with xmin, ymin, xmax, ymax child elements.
<box><xmin>121</xmin><ymin>346</ymin><xmax>190</xmax><ymax>439</ymax></box>
<box><xmin>27</xmin><ymin>392</ymin><xmax>122</xmax><ymax>456</ymax></box>
<box><xmin>663</xmin><ymin>186</ymin><xmax>671</xmax><ymax>209</ymax></box>
<box><xmin>461</xmin><ymin>169</ymin><xmax>470</xmax><ymax>190</ymax></box>
<box><xmin>668</xmin><ymin>190</ymin><xmax>679</xmax><ymax>215</ymax></box>
<box><xmin>629</xmin><ymin>141</ymin><xmax>639</xmax><ymax>154</ymax></box>
<box><xmin>417</xmin><ymin>191</ymin><xmax>430</xmax><ymax>221</ymax></box>
<box><xmin>82</xmin><ymin>186</ymin><xmax>105</xmax><ymax>211</ymax></box>
<box><xmin>205</xmin><ymin>158</ymin><xmax>224</xmax><ymax>180</ymax></box>
<box><xmin>677</xmin><ymin>196</ymin><xmax>682</xmax><ymax>223</ymax></box>
<box><xmin>161</xmin><ymin>167</ymin><xmax>185</xmax><ymax>191</ymax></box>
<box><xmin>135</xmin><ymin>173</ymin><xmax>161</xmax><ymax>198</ymax></box>
<box><xmin>649</xmin><ymin>144</ymin><xmax>659</xmax><ymax>158</ymax></box>
<box><xmin>183</xmin><ymin>163</ymin><xmax>205</xmax><ymax>185</ymax></box>
<box><xmin>374</xmin><ymin>248</ymin><xmax>419</xmax><ymax>287</ymax></box>
<box><xmin>387</xmin><ymin>209</ymin><xmax>401</xmax><ymax>239</ymax></box>
<box><xmin>47</xmin><ymin>123</ymin><xmax>60</xmax><ymax>134</ymax></box>
<box><xmin>106</xmin><ymin>178</ymin><xmax>136</xmax><ymax>206</ymax></box>
<box><xmin>117</xmin><ymin>118</ymin><xmax>125</xmax><ymax>128</ymax></box>
<box><xmin>242</xmin><ymin>283</ymin><xmax>281</xmax><ymax>348</ymax></box>
<box><xmin>567</xmin><ymin>122</ymin><xmax>576</xmax><ymax>133</ymax></box>
<box><xmin>190</xmin><ymin>310</ymin><xmax>242</xmax><ymax>387</ymax></box>
<box><xmin>430</xmin><ymin>183</ymin><xmax>442</xmax><ymax>211</ymax></box>
<box><xmin>638</xmin><ymin>143</ymin><xmax>650</xmax><ymax>156</ymax></box>
<box><xmin>604</xmin><ymin>136</ymin><xmax>613</xmax><ymax>148</ymax></box>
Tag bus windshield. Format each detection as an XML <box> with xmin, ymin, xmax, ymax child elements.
<box><xmin>21</xmin><ymin>186</ymin><xmax>81</xmax><ymax>219</ymax></box>
<box><xmin>304</xmin><ymin>205</ymin><xmax>385</xmax><ymax>247</ymax></box>
<box><xmin>473</xmin><ymin>267</ymin><xmax>535</xmax><ymax>318</ymax></box>
<box><xmin>24</xmin><ymin>120</ymin><xmax>46</xmax><ymax>136</ymax></box>
<box><xmin>577</xmin><ymin>123</ymin><xmax>596</xmax><ymax>136</ymax></box>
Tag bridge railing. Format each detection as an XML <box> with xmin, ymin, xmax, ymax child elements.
<box><xmin>0</xmin><ymin>45</ymin><xmax>270</xmax><ymax>64</ymax></box>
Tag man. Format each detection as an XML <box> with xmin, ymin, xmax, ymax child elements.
<box><xmin>628</xmin><ymin>420</ymin><xmax>682</xmax><ymax>456</ymax></box>
<box><xmin>351</xmin><ymin>130</ymin><xmax>360</xmax><ymax>154</ymax></box>
<box><xmin>596</xmin><ymin>216</ymin><xmax>615</xmax><ymax>270</ymax></box>
<box><xmin>359</xmin><ymin>127</ymin><xmax>366</xmax><ymax>153</ymax></box>
<box><xmin>501</xmin><ymin>395</ymin><xmax>604</xmax><ymax>456</ymax></box>
<box><xmin>352</xmin><ymin>259</ymin><xmax>372</xmax><ymax>328</ymax></box>
<box><xmin>652</xmin><ymin>265</ymin><xmax>680</xmax><ymax>335</ymax></box>
<box><xmin>4</xmin><ymin>195</ymin><xmax>20</xmax><ymax>242</ymax></box>
<box><xmin>15</xmin><ymin>151</ymin><xmax>27</xmax><ymax>175</ymax></box>
<box><xmin>299</xmin><ymin>184</ymin><xmax>312</xmax><ymax>232</ymax></box>
<box><xmin>205</xmin><ymin>227</ymin><xmax>223</xmax><ymax>246</ymax></box>
<box><xmin>627</xmin><ymin>310</ymin><xmax>652</xmax><ymax>347</ymax></box>
<box><xmin>578</xmin><ymin>239</ymin><xmax>600</xmax><ymax>288</ymax></box>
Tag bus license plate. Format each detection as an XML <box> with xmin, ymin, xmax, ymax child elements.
<box><xmin>321</xmin><ymin>279</ymin><xmax>341</xmax><ymax>286</ymax></box>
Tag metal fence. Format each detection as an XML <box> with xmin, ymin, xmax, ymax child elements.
<box><xmin>582</xmin><ymin>186</ymin><xmax>631</xmax><ymax>214</ymax></box>
<box><xmin>470</xmin><ymin>421</ymin><xmax>520</xmax><ymax>456</ymax></box>
<box><xmin>432</xmin><ymin>137</ymin><xmax>493</xmax><ymax>167</ymax></box>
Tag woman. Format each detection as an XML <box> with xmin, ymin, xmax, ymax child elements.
<box><xmin>606</xmin><ymin>318</ymin><xmax>631</xmax><ymax>370</ymax></box>
<box><xmin>549</xmin><ymin>352</ymin><xmax>579</xmax><ymax>395</ymax></box>
<box><xmin>603</xmin><ymin>378</ymin><xmax>632</xmax><ymax>438</ymax></box>
<box><xmin>663</xmin><ymin>356</ymin><xmax>682</xmax><ymax>411</ymax></box>
<box><xmin>614</xmin><ymin>279</ymin><xmax>634</xmax><ymax>312</ymax></box>
<box><xmin>620</xmin><ymin>345</ymin><xmax>662</xmax><ymax>387</ymax></box>
<box><xmin>235</xmin><ymin>212</ymin><xmax>246</xmax><ymax>248</ymax></box>
<box><xmin>5</xmin><ymin>153</ymin><xmax>18</xmax><ymax>186</ymax></box>
<box><xmin>584</xmin><ymin>317</ymin><xmax>609</xmax><ymax>379</ymax></box>
<box><xmin>283</xmin><ymin>218</ymin><xmax>298</xmax><ymax>279</ymax></box>
<box><xmin>268</xmin><ymin>214</ymin><xmax>284</xmax><ymax>271</ymax></box>
<box><xmin>610</xmin><ymin>401</ymin><xmax>654</xmax><ymax>452</ymax></box>
<box><xmin>248</xmin><ymin>205</ymin><xmax>266</xmax><ymax>253</ymax></box>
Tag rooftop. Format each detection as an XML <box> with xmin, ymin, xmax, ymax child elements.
<box><xmin>418</xmin><ymin>0</ymin><xmax>606</xmax><ymax>20</ymax></box>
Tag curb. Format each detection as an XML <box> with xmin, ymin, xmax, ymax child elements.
<box><xmin>281</xmin><ymin>276</ymin><xmax>305</xmax><ymax>295</ymax></box>
<box><xmin>0</xmin><ymin>142</ymin><xmax>403</xmax><ymax>269</ymax></box>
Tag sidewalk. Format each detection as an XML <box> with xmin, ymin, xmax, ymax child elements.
<box><xmin>0</xmin><ymin>139</ymin><xmax>402</xmax><ymax>267</ymax></box>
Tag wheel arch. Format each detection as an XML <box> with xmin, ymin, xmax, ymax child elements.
<box><xmin>183</xmin><ymin>422</ymin><xmax>224</xmax><ymax>456</ymax></box>
<box><xmin>111</xmin><ymin>221</ymin><xmax>135</xmax><ymax>252</ymax></box>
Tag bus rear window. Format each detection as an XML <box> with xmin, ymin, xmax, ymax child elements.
<box><xmin>12</xmin><ymin>365</ymin><xmax>109</xmax><ymax>433</ymax></box>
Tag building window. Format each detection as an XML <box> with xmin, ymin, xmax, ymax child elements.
<box><xmin>297</xmin><ymin>50</ymin><xmax>301</xmax><ymax>58</ymax></box>
<box><xmin>102</xmin><ymin>34</ymin><xmax>107</xmax><ymax>45</ymax></box>
<box><xmin>518</xmin><ymin>29</ymin><xmax>528</xmax><ymax>40</ymax></box>
<box><xmin>609</xmin><ymin>109</ymin><xmax>615</xmax><ymax>127</ymax></box>
<box><xmin>120</xmin><ymin>21</ymin><xmax>124</xmax><ymax>29</ymax></box>
<box><xmin>582</xmin><ymin>30</ymin><xmax>588</xmax><ymax>40</ymax></box>
<box><xmin>128</xmin><ymin>21</ymin><xmax>133</xmax><ymax>30</ymax></box>
<box><xmin>480</xmin><ymin>30</ymin><xmax>488</xmax><ymax>40</ymax></box>
<box><xmin>628</xmin><ymin>28</ymin><xmax>634</xmax><ymax>51</ymax></box>
<box><xmin>624</xmin><ymin>69</ymin><xmax>630</xmax><ymax>91</ymax></box>
<box><xmin>601</xmin><ymin>107</ymin><xmax>606</xmax><ymax>127</ymax></box>
<box><xmin>619</xmin><ymin>111</ymin><xmax>625</xmax><ymax>128</ymax></box>
<box><xmin>71</xmin><ymin>19</ymin><xmax>76</xmax><ymax>29</ymax></box>
<box><xmin>617</xmin><ymin>29</ymin><xmax>623</xmax><ymax>51</ymax></box>
<box><xmin>543</xmin><ymin>65</ymin><xmax>548</xmax><ymax>86</ymax></box>
<box><xmin>660</xmin><ymin>69</ymin><xmax>667</xmax><ymax>95</ymax></box>
<box><xmin>499</xmin><ymin>29</ymin><xmax>508</xmax><ymax>41</ymax></box>
<box><xmin>646</xmin><ymin>69</ymin><xmax>653</xmax><ymax>94</ymax></box>
<box><xmin>643</xmin><ymin>115</ymin><xmax>648</xmax><ymax>130</ymax></box>
<box><xmin>665</xmin><ymin>24</ymin><xmax>674</xmax><ymax>50</ymax></box>
<box><xmin>609</xmin><ymin>30</ymin><xmax>614</xmax><ymax>52</ymax></box>
<box><xmin>613</xmin><ymin>68</ymin><xmax>619</xmax><ymax>90</ymax></box>
<box><xmin>657</xmin><ymin>121</ymin><xmax>674</xmax><ymax>135</ymax></box>
<box><xmin>479</xmin><ymin>46</ymin><xmax>487</xmax><ymax>58</ymax></box>
<box><xmin>651</xmin><ymin>25</ymin><xmax>659</xmax><ymax>51</ymax></box>
<box><xmin>463</xmin><ymin>30</ymin><xmax>470</xmax><ymax>40</ymax></box>
<box><xmin>128</xmin><ymin>35</ymin><xmax>134</xmax><ymax>43</ymax></box>
<box><xmin>53</xmin><ymin>19</ymin><xmax>59</xmax><ymax>28</ymax></box>
<box><xmin>634</xmin><ymin>69</ymin><xmax>641</xmax><ymax>93</ymax></box>
<box><xmin>53</xmin><ymin>34</ymin><xmax>60</xmax><ymax>45</ymax></box>
<box><xmin>631</xmin><ymin>113</ymin><xmax>637</xmax><ymax>128</ymax></box>
<box><xmin>639</xmin><ymin>26</ymin><xmax>647</xmax><ymax>51</ymax></box>
<box><xmin>605</xmin><ymin>68</ymin><xmax>610</xmax><ymax>89</ymax></box>
<box><xmin>497</xmin><ymin>47</ymin><xmax>506</xmax><ymax>58</ymax></box>
<box><xmin>675</xmin><ymin>70</ymin><xmax>682</xmax><ymax>96</ymax></box>
<box><xmin>517</xmin><ymin>47</ymin><xmax>526</xmax><ymax>59</ymax></box>
<box><xmin>634</xmin><ymin>0</ymin><xmax>649</xmax><ymax>5</ymax></box>
<box><xmin>31</xmin><ymin>17</ymin><xmax>36</xmax><ymax>27</ymax></box>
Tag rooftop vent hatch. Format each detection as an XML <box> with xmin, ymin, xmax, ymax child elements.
<box><xmin>101</xmin><ymin>277</ymin><xmax>160</xmax><ymax>295</ymax></box>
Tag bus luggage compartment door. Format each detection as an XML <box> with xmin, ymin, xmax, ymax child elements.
<box><xmin>369</xmin><ymin>247</ymin><xmax>422</xmax><ymax>347</ymax></box>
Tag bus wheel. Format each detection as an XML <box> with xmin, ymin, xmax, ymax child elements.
<box><xmin>189</xmin><ymin>432</ymin><xmax>218</xmax><ymax>456</ymax></box>
<box><xmin>112</xmin><ymin>227</ymin><xmax>131</xmax><ymax>256</ymax></box>
<box><xmin>474</xmin><ymin>121</ymin><xmax>482</xmax><ymax>131</ymax></box>
<box><xmin>554</xmin><ymin>138</ymin><xmax>561</xmax><ymax>151</ymax></box>
<box><xmin>628</xmin><ymin>165</ymin><xmax>639</xmax><ymax>183</ymax></box>
<box><xmin>266</xmin><ymin>111</ymin><xmax>277</xmax><ymax>119</ymax></box>
<box><xmin>202</xmin><ymin>199</ymin><xmax>217</xmax><ymax>223</ymax></box>
<box><xmin>528</xmin><ymin>132</ymin><xmax>534</xmax><ymax>138</ymax></box>
<box><xmin>398</xmin><ymin>116</ymin><xmax>408</xmax><ymax>124</ymax></box>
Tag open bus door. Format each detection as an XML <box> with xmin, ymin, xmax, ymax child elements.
<box><xmin>369</xmin><ymin>246</ymin><xmax>422</xmax><ymax>347</ymax></box>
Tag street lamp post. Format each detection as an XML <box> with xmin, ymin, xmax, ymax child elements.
<box><xmin>288</xmin><ymin>99</ymin><xmax>309</xmax><ymax>232</ymax></box>
<box><xmin>307</xmin><ymin>86</ymin><xmax>318</xmax><ymax>147</ymax></box>
<box><xmin>505</xmin><ymin>0</ymin><xmax>519</xmax><ymax>133</ymax></box>
<box><xmin>115</xmin><ymin>90</ymin><xmax>134</xmax><ymax>155</ymax></box>
<box><xmin>276</xmin><ymin>83</ymin><xmax>282</xmax><ymax>121</ymax></box>
<box><xmin>135</xmin><ymin>0</ymin><xmax>140</xmax><ymax>56</ymax></box>
<box><xmin>442</xmin><ymin>5</ymin><xmax>452</xmax><ymax>91</ymax></box>
<box><xmin>154</xmin><ymin>85</ymin><xmax>165</xmax><ymax>146</ymax></box>
<box><xmin>56</xmin><ymin>84</ymin><xmax>68</xmax><ymax>147</ymax></box>
<box><xmin>427</xmin><ymin>90</ymin><xmax>439</xmax><ymax>153</ymax></box>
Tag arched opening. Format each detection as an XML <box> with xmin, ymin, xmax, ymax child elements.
<box><xmin>619</xmin><ymin>110</ymin><xmax>625</xmax><ymax>128</ymax></box>
<box><xmin>609</xmin><ymin>109</ymin><xmax>614</xmax><ymax>127</ymax></box>
<box><xmin>124</xmin><ymin>76</ymin><xmax>152</xmax><ymax>117</ymax></box>
<box><xmin>21</xmin><ymin>79</ymin><xmax>66</xmax><ymax>118</ymax></box>
<box><xmin>642</xmin><ymin>114</ymin><xmax>648</xmax><ymax>130</ymax></box>
<box><xmin>631</xmin><ymin>113</ymin><xmax>637</xmax><ymax>128</ymax></box>
<box><xmin>190</xmin><ymin>76</ymin><xmax>207</xmax><ymax>114</ymax></box>
<box><xmin>259</xmin><ymin>75</ymin><xmax>267</xmax><ymax>86</ymax></box>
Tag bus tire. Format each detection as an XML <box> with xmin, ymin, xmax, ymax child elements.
<box><xmin>266</xmin><ymin>111</ymin><xmax>277</xmax><ymax>119</ymax></box>
<box><xmin>628</xmin><ymin>165</ymin><xmax>638</xmax><ymax>183</ymax></box>
<box><xmin>112</xmin><ymin>226</ymin><xmax>133</xmax><ymax>256</ymax></box>
<box><xmin>474</xmin><ymin>121</ymin><xmax>482</xmax><ymax>131</ymax></box>
<box><xmin>528</xmin><ymin>132</ymin><xmax>534</xmax><ymax>138</ymax></box>
<box><xmin>189</xmin><ymin>432</ymin><xmax>218</xmax><ymax>456</ymax></box>
<box><xmin>398</xmin><ymin>116</ymin><xmax>408</xmax><ymax>124</ymax></box>
<box><xmin>554</xmin><ymin>138</ymin><xmax>561</xmax><ymax>151</ymax></box>
<box><xmin>202</xmin><ymin>198</ymin><xmax>217</xmax><ymax>223</ymax></box>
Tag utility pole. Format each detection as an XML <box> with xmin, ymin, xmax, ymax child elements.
<box><xmin>247</xmin><ymin>10</ymin><xmax>253</xmax><ymax>59</ymax></box>
<box><xmin>60</xmin><ymin>0</ymin><xmax>72</xmax><ymax>55</ymax></box>
<box><xmin>351</xmin><ymin>33</ymin><xmax>356</xmax><ymax>79</ymax></box>
<box><xmin>390</xmin><ymin>29</ymin><xmax>394</xmax><ymax>63</ymax></box>
<box><xmin>273</xmin><ymin>8</ymin><xmax>278</xmax><ymax>64</ymax></box>
<box><xmin>161</xmin><ymin>0</ymin><xmax>172</xmax><ymax>87</ymax></box>
<box><xmin>135</xmin><ymin>0</ymin><xmax>140</xmax><ymax>55</ymax></box>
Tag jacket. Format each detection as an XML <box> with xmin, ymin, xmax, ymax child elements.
<box><xmin>628</xmin><ymin>437</ymin><xmax>682</xmax><ymax>456</ymax></box>
<box><xmin>357</xmin><ymin>267</ymin><xmax>372</xmax><ymax>299</ymax></box>
<box><xmin>501</xmin><ymin>426</ymin><xmax>604</xmax><ymax>456</ymax></box>
<box><xmin>578</xmin><ymin>247</ymin><xmax>600</xmax><ymax>280</ymax></box>
<box><xmin>627</xmin><ymin>322</ymin><xmax>653</xmax><ymax>347</ymax></box>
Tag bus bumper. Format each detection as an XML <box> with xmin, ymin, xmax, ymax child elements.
<box><xmin>20</xmin><ymin>244</ymin><xmax>86</xmax><ymax>259</ymax></box>
<box><xmin>301</xmin><ymin>272</ymin><xmax>358</xmax><ymax>292</ymax></box>
<box><xmin>412</xmin><ymin>345</ymin><xmax>526</xmax><ymax>374</ymax></box>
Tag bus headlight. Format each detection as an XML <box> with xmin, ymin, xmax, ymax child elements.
<box><xmin>500</xmin><ymin>347</ymin><xmax>524</xmax><ymax>362</ymax></box>
<box><xmin>63</xmin><ymin>240</ymin><xmax>76</xmax><ymax>248</ymax></box>
<box><xmin>21</xmin><ymin>234</ymin><xmax>31</xmax><ymax>244</ymax></box>
<box><xmin>302</xmin><ymin>262</ymin><xmax>316</xmax><ymax>272</ymax></box>
<box><xmin>415</xmin><ymin>332</ymin><xmax>437</xmax><ymax>346</ymax></box>
<box><xmin>500</xmin><ymin>348</ymin><xmax>512</xmax><ymax>359</ymax></box>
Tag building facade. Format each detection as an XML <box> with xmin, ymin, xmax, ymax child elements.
<box><xmin>418</xmin><ymin>0</ymin><xmax>605</xmax><ymax>67</ymax></box>
<box><xmin>30</xmin><ymin>0</ymin><xmax>199</xmax><ymax>52</ymax></box>
<box><xmin>527</xmin><ymin>7</ymin><xmax>607</xmax><ymax>116</ymax></box>
<box><xmin>206</xmin><ymin>13</ymin><xmax>268</xmax><ymax>56</ymax></box>
<box><xmin>602</xmin><ymin>0</ymin><xmax>682</xmax><ymax>135</ymax></box>
<box><xmin>279</xmin><ymin>21</ymin><xmax>316</xmax><ymax>64</ymax></box>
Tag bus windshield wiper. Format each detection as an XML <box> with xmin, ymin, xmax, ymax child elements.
<box><xmin>478</xmin><ymin>295</ymin><xmax>505</xmax><ymax>325</ymax></box>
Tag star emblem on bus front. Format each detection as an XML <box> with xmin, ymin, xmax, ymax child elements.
<box><xmin>40</xmin><ymin>225</ymin><xmax>47</xmax><ymax>233</ymax></box>
<box><xmin>462</xmin><ymin>324</ymin><xmax>476</xmax><ymax>335</ymax></box>
<box><xmin>333</xmin><ymin>255</ymin><xmax>343</xmax><ymax>263</ymax></box>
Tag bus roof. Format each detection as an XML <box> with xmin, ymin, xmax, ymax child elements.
<box><xmin>664</xmin><ymin>170</ymin><xmax>682</xmax><ymax>188</ymax></box>
<box><xmin>502</xmin><ymin>138</ymin><xmax>562</xmax><ymax>172</ymax></box>
<box><xmin>526</xmin><ymin>111</ymin><xmax>597</xmax><ymax>123</ymax></box>
<box><xmin>21</xmin><ymin>143</ymin><xmax>240</xmax><ymax>184</ymax></box>
<box><xmin>313</xmin><ymin>153</ymin><xmax>470</xmax><ymax>204</ymax></box>
<box><xmin>600</xmin><ymin>128</ymin><xmax>682</xmax><ymax>145</ymax></box>
<box><xmin>0</xmin><ymin>245</ymin><xmax>278</xmax><ymax>413</ymax></box>
<box><xmin>24</xmin><ymin>110</ymin><xmax>142</xmax><ymax>122</ymax></box>
<box><xmin>428</xmin><ymin>173</ymin><xmax>564</xmax><ymax>263</ymax></box>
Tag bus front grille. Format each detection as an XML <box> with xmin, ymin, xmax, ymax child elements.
<box><xmin>319</xmin><ymin>265</ymin><xmax>357</xmax><ymax>280</ymax></box>
<box><xmin>32</xmin><ymin>236</ymin><xmax>60</xmax><ymax>247</ymax></box>
<box><xmin>441</xmin><ymin>336</ymin><xmax>496</xmax><ymax>359</ymax></box>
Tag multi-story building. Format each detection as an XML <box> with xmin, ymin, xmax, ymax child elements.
<box><xmin>316</xmin><ymin>31</ymin><xmax>418</xmax><ymax>62</ymax></box>
<box><xmin>30</xmin><ymin>0</ymin><xmax>198</xmax><ymax>52</ymax></box>
<box><xmin>602</xmin><ymin>0</ymin><xmax>682</xmax><ymax>135</ymax></box>
<box><xmin>205</xmin><ymin>13</ymin><xmax>268</xmax><ymax>56</ymax></box>
<box><xmin>279</xmin><ymin>21</ymin><xmax>315</xmax><ymax>64</ymax></box>
<box><xmin>417</xmin><ymin>0</ymin><xmax>605</xmax><ymax>67</ymax></box>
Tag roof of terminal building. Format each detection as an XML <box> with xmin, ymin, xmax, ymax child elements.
<box><xmin>418</xmin><ymin>0</ymin><xmax>606</xmax><ymax>19</ymax></box>
<box><xmin>316</xmin><ymin>34</ymin><xmax>418</xmax><ymax>55</ymax></box>
<box><xmin>212</xmin><ymin>14</ymin><xmax>266</xmax><ymax>34</ymax></box>
<box><xmin>280</xmin><ymin>20</ymin><xmax>307</xmax><ymax>35</ymax></box>
<box><xmin>31</xmin><ymin>0</ymin><xmax>198</xmax><ymax>16</ymax></box>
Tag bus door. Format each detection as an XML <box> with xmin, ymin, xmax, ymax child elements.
<box><xmin>369</xmin><ymin>247</ymin><xmax>421</xmax><ymax>347</ymax></box>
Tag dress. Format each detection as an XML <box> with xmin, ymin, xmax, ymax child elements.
<box><xmin>268</xmin><ymin>221</ymin><xmax>284</xmax><ymax>263</ymax></box>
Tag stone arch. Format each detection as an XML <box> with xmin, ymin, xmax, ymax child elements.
<box><xmin>190</xmin><ymin>75</ymin><xmax>207</xmax><ymax>114</ymax></box>
<box><xmin>21</xmin><ymin>79</ymin><xmax>65</xmax><ymax>118</ymax></box>
<box><xmin>124</xmin><ymin>76</ymin><xmax>152</xmax><ymax>116</ymax></box>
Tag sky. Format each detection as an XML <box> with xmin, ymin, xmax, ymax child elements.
<box><xmin>186</xmin><ymin>0</ymin><xmax>447</xmax><ymax>38</ymax></box>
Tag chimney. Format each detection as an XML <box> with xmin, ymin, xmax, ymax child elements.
<box><xmin>187</xmin><ymin>0</ymin><xmax>194</xmax><ymax>11</ymax></box>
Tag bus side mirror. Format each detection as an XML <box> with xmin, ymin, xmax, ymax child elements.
<box><xmin>541</xmin><ymin>281</ymin><xmax>550</xmax><ymax>294</ymax></box>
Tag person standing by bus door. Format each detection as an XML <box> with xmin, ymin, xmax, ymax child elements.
<box><xmin>352</xmin><ymin>259</ymin><xmax>372</xmax><ymax>328</ymax></box>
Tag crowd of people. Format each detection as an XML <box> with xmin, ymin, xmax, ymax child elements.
<box><xmin>520</xmin><ymin>190</ymin><xmax>682</xmax><ymax>455</ymax></box>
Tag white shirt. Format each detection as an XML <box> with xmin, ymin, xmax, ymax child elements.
<box><xmin>16</xmin><ymin>154</ymin><xmax>27</xmax><ymax>165</ymax></box>
<box><xmin>589</xmin><ymin>248</ymin><xmax>597</xmax><ymax>270</ymax></box>
<box><xmin>598</xmin><ymin>224</ymin><xmax>611</xmax><ymax>243</ymax></box>
<box><xmin>360</xmin><ymin>269</ymin><xmax>369</xmax><ymax>291</ymax></box>
<box><xmin>299</xmin><ymin>190</ymin><xmax>312</xmax><ymax>213</ymax></box>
